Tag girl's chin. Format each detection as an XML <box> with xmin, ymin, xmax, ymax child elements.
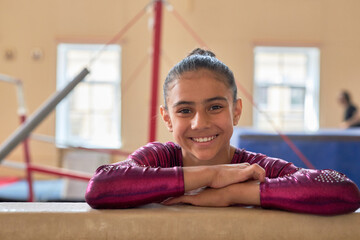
<box><xmin>186</xmin><ymin>152</ymin><xmax>219</xmax><ymax>164</ymax></box>
<box><xmin>183</xmin><ymin>146</ymin><xmax>233</xmax><ymax>165</ymax></box>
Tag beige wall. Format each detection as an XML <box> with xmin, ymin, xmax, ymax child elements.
<box><xmin>1</xmin><ymin>0</ymin><xmax>360</xmax><ymax>177</ymax></box>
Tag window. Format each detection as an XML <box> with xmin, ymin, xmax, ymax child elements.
<box><xmin>56</xmin><ymin>43</ymin><xmax>121</xmax><ymax>148</ymax></box>
<box><xmin>253</xmin><ymin>46</ymin><xmax>320</xmax><ymax>131</ymax></box>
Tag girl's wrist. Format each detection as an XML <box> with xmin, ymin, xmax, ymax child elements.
<box><xmin>183</xmin><ymin>165</ymin><xmax>217</xmax><ymax>192</ymax></box>
<box><xmin>226</xmin><ymin>181</ymin><xmax>261</xmax><ymax>206</ymax></box>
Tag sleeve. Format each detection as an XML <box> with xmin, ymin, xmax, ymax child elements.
<box><xmin>85</xmin><ymin>142</ymin><xmax>185</xmax><ymax>209</ymax></box>
<box><xmin>240</xmin><ymin>150</ymin><xmax>360</xmax><ymax>215</ymax></box>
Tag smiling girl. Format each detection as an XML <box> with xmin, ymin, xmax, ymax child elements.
<box><xmin>85</xmin><ymin>49</ymin><xmax>360</xmax><ymax>215</ymax></box>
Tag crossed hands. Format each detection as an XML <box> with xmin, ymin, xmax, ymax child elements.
<box><xmin>162</xmin><ymin>163</ymin><xmax>265</xmax><ymax>207</ymax></box>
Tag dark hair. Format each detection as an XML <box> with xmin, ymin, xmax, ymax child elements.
<box><xmin>341</xmin><ymin>90</ymin><xmax>351</xmax><ymax>104</ymax></box>
<box><xmin>163</xmin><ymin>48</ymin><xmax>237</xmax><ymax>109</ymax></box>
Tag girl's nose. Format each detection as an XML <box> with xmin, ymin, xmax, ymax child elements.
<box><xmin>191</xmin><ymin>111</ymin><xmax>210</xmax><ymax>129</ymax></box>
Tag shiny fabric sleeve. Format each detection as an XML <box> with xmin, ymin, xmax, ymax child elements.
<box><xmin>238</xmin><ymin>150</ymin><xmax>360</xmax><ymax>215</ymax></box>
<box><xmin>85</xmin><ymin>142</ymin><xmax>185</xmax><ymax>209</ymax></box>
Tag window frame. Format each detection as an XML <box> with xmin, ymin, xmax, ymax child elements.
<box><xmin>253</xmin><ymin>46</ymin><xmax>320</xmax><ymax>132</ymax></box>
<box><xmin>56</xmin><ymin>43</ymin><xmax>122</xmax><ymax>149</ymax></box>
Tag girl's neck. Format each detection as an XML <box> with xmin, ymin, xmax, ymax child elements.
<box><xmin>182</xmin><ymin>146</ymin><xmax>236</xmax><ymax>167</ymax></box>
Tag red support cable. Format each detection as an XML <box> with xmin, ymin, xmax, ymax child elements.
<box><xmin>20</xmin><ymin>115</ymin><xmax>34</xmax><ymax>202</ymax></box>
<box><xmin>236</xmin><ymin>83</ymin><xmax>315</xmax><ymax>169</ymax></box>
<box><xmin>123</xmin><ymin>53</ymin><xmax>150</xmax><ymax>94</ymax></box>
<box><xmin>148</xmin><ymin>0</ymin><xmax>163</xmax><ymax>142</ymax></box>
<box><xmin>88</xmin><ymin>7</ymin><xmax>147</xmax><ymax>66</ymax></box>
<box><xmin>170</xmin><ymin>8</ymin><xmax>209</xmax><ymax>49</ymax></box>
<box><xmin>105</xmin><ymin>8</ymin><xmax>147</xmax><ymax>45</ymax></box>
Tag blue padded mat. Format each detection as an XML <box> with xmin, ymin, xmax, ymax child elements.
<box><xmin>0</xmin><ymin>179</ymin><xmax>64</xmax><ymax>201</ymax></box>
<box><xmin>231</xmin><ymin>127</ymin><xmax>360</xmax><ymax>187</ymax></box>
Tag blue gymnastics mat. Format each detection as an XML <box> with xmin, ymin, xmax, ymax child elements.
<box><xmin>0</xmin><ymin>179</ymin><xmax>66</xmax><ymax>201</ymax></box>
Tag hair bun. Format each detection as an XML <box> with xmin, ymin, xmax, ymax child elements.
<box><xmin>187</xmin><ymin>48</ymin><xmax>216</xmax><ymax>58</ymax></box>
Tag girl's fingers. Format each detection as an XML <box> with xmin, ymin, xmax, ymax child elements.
<box><xmin>232</xmin><ymin>163</ymin><xmax>250</xmax><ymax>168</ymax></box>
<box><xmin>233</xmin><ymin>164</ymin><xmax>265</xmax><ymax>183</ymax></box>
<box><xmin>247</xmin><ymin>164</ymin><xmax>266</xmax><ymax>182</ymax></box>
<box><xmin>162</xmin><ymin>196</ymin><xmax>187</xmax><ymax>205</ymax></box>
<box><xmin>162</xmin><ymin>188</ymin><xmax>232</xmax><ymax>207</ymax></box>
<box><xmin>210</xmin><ymin>163</ymin><xmax>265</xmax><ymax>188</ymax></box>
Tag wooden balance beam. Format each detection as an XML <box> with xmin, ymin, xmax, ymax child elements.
<box><xmin>0</xmin><ymin>203</ymin><xmax>359</xmax><ymax>240</ymax></box>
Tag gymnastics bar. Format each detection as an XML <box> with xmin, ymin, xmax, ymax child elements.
<box><xmin>0</xmin><ymin>203</ymin><xmax>359</xmax><ymax>240</ymax></box>
<box><xmin>0</xmin><ymin>68</ymin><xmax>90</xmax><ymax>162</ymax></box>
<box><xmin>0</xmin><ymin>73</ymin><xmax>26</xmax><ymax>116</ymax></box>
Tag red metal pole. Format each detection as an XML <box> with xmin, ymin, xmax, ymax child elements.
<box><xmin>148</xmin><ymin>0</ymin><xmax>163</xmax><ymax>142</ymax></box>
<box><xmin>28</xmin><ymin>164</ymin><xmax>92</xmax><ymax>182</ymax></box>
<box><xmin>20</xmin><ymin>115</ymin><xmax>34</xmax><ymax>202</ymax></box>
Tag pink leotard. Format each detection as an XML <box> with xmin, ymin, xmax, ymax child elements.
<box><xmin>85</xmin><ymin>142</ymin><xmax>360</xmax><ymax>215</ymax></box>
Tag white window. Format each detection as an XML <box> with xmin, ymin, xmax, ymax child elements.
<box><xmin>253</xmin><ymin>46</ymin><xmax>320</xmax><ymax>131</ymax></box>
<box><xmin>56</xmin><ymin>43</ymin><xmax>121</xmax><ymax>148</ymax></box>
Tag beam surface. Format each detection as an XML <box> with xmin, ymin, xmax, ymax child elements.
<box><xmin>0</xmin><ymin>203</ymin><xmax>359</xmax><ymax>240</ymax></box>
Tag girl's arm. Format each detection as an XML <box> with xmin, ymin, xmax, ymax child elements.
<box><xmin>85</xmin><ymin>160</ymin><xmax>264</xmax><ymax>209</ymax></box>
<box><xmin>166</xmin><ymin>151</ymin><xmax>360</xmax><ymax>215</ymax></box>
<box><xmin>85</xmin><ymin>142</ymin><xmax>263</xmax><ymax>209</ymax></box>
<box><xmin>85</xmin><ymin>142</ymin><xmax>184</xmax><ymax>209</ymax></box>
<box><xmin>260</xmin><ymin>168</ymin><xmax>360</xmax><ymax>215</ymax></box>
<box><xmin>243</xmin><ymin>150</ymin><xmax>360</xmax><ymax>215</ymax></box>
<box><xmin>85</xmin><ymin>163</ymin><xmax>184</xmax><ymax>209</ymax></box>
<box><xmin>163</xmin><ymin>180</ymin><xmax>260</xmax><ymax>207</ymax></box>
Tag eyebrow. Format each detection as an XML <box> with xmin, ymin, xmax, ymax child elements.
<box><xmin>172</xmin><ymin>96</ymin><xmax>228</xmax><ymax>108</ymax></box>
<box><xmin>204</xmin><ymin>96</ymin><xmax>228</xmax><ymax>103</ymax></box>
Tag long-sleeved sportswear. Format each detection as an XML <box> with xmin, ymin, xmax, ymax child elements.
<box><xmin>85</xmin><ymin>142</ymin><xmax>360</xmax><ymax>215</ymax></box>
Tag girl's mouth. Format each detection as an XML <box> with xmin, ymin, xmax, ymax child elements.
<box><xmin>191</xmin><ymin>135</ymin><xmax>218</xmax><ymax>143</ymax></box>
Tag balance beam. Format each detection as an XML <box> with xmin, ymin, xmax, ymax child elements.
<box><xmin>0</xmin><ymin>203</ymin><xmax>359</xmax><ymax>239</ymax></box>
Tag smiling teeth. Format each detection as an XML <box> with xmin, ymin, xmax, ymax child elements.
<box><xmin>192</xmin><ymin>135</ymin><xmax>217</xmax><ymax>143</ymax></box>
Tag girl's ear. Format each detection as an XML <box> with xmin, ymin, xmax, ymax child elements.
<box><xmin>233</xmin><ymin>98</ymin><xmax>242</xmax><ymax>126</ymax></box>
<box><xmin>160</xmin><ymin>105</ymin><xmax>173</xmax><ymax>132</ymax></box>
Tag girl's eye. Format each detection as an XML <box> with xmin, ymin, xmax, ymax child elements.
<box><xmin>209</xmin><ymin>105</ymin><xmax>223</xmax><ymax>111</ymax></box>
<box><xmin>178</xmin><ymin>108</ymin><xmax>191</xmax><ymax>114</ymax></box>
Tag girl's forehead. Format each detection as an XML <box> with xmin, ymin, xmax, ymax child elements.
<box><xmin>167</xmin><ymin>71</ymin><xmax>232</xmax><ymax>104</ymax></box>
<box><xmin>168</xmin><ymin>70</ymin><xmax>227</xmax><ymax>90</ymax></box>
<box><xmin>179</xmin><ymin>69</ymin><xmax>223</xmax><ymax>80</ymax></box>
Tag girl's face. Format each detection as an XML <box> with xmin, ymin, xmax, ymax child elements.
<box><xmin>160</xmin><ymin>69</ymin><xmax>242</xmax><ymax>166</ymax></box>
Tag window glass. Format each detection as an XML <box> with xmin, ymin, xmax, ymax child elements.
<box><xmin>253</xmin><ymin>47</ymin><xmax>320</xmax><ymax>132</ymax></box>
<box><xmin>56</xmin><ymin>43</ymin><xmax>121</xmax><ymax>148</ymax></box>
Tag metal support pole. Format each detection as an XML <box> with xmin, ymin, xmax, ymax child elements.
<box><xmin>0</xmin><ymin>68</ymin><xmax>90</xmax><ymax>162</ymax></box>
<box><xmin>2</xmin><ymin>160</ymin><xmax>92</xmax><ymax>181</ymax></box>
<box><xmin>28</xmin><ymin>164</ymin><xmax>92</xmax><ymax>181</ymax></box>
<box><xmin>148</xmin><ymin>0</ymin><xmax>163</xmax><ymax>142</ymax></box>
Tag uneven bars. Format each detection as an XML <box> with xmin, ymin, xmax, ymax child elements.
<box><xmin>0</xmin><ymin>68</ymin><xmax>90</xmax><ymax>162</ymax></box>
<box><xmin>0</xmin><ymin>73</ymin><xmax>21</xmax><ymax>84</ymax></box>
<box><xmin>0</xmin><ymin>74</ymin><xmax>26</xmax><ymax>116</ymax></box>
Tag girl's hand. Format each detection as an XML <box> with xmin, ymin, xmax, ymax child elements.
<box><xmin>183</xmin><ymin>163</ymin><xmax>265</xmax><ymax>192</ymax></box>
<box><xmin>209</xmin><ymin>163</ymin><xmax>265</xmax><ymax>189</ymax></box>
<box><xmin>163</xmin><ymin>180</ymin><xmax>261</xmax><ymax>207</ymax></box>
<box><xmin>162</xmin><ymin>187</ymin><xmax>231</xmax><ymax>207</ymax></box>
